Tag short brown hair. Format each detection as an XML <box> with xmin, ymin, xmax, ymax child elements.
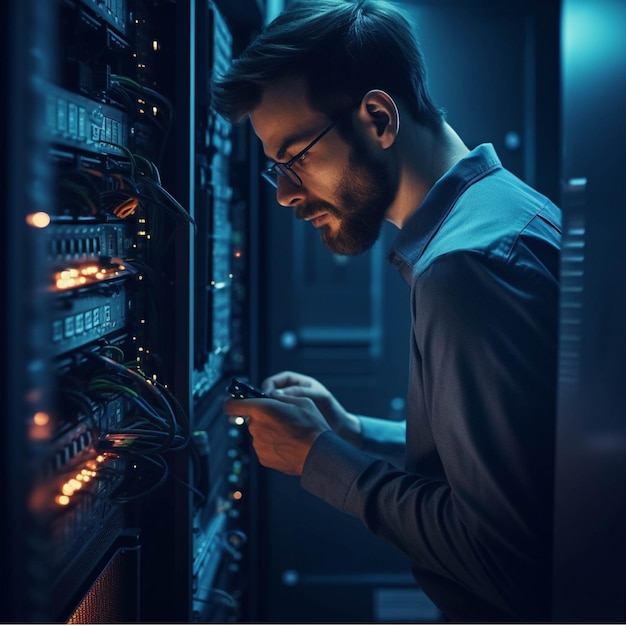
<box><xmin>211</xmin><ymin>0</ymin><xmax>444</xmax><ymax>129</ymax></box>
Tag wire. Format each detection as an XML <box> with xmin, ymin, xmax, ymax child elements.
<box><xmin>110</xmin><ymin>74</ymin><xmax>174</xmax><ymax>116</ymax></box>
<box><xmin>134</xmin><ymin>154</ymin><xmax>161</xmax><ymax>184</ymax></box>
<box><xmin>168</xmin><ymin>467</ymin><xmax>206</xmax><ymax>504</ymax></box>
<box><xmin>57</xmin><ymin>165</ymin><xmax>141</xmax><ymax>219</ymax></box>
<box><xmin>100</xmin><ymin>344</ymin><xmax>125</xmax><ymax>362</ymax></box>
<box><xmin>110</xmin><ymin>74</ymin><xmax>174</xmax><ymax>168</ymax></box>
<box><xmin>84</xmin><ymin>350</ymin><xmax>190</xmax><ymax>454</ymax></box>
<box><xmin>194</xmin><ymin>587</ymin><xmax>239</xmax><ymax>609</ymax></box>
<box><xmin>110</xmin><ymin>452</ymin><xmax>170</xmax><ymax>503</ymax></box>
<box><xmin>140</xmin><ymin>176</ymin><xmax>196</xmax><ymax>231</ymax></box>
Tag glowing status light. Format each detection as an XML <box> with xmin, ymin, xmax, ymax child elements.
<box><xmin>152</xmin><ymin>106</ymin><xmax>158</xmax><ymax>116</ymax></box>
<box><xmin>29</xmin><ymin>410</ymin><xmax>52</xmax><ymax>440</ymax></box>
<box><xmin>26</xmin><ymin>212</ymin><xmax>51</xmax><ymax>228</ymax></box>
<box><xmin>54</xmin><ymin>458</ymin><xmax>107</xmax><ymax>507</ymax></box>
<box><xmin>33</xmin><ymin>412</ymin><xmax>50</xmax><ymax>427</ymax></box>
<box><xmin>234</xmin><ymin>250</ymin><xmax>242</xmax><ymax>258</ymax></box>
<box><xmin>54</xmin><ymin>263</ymin><xmax>125</xmax><ymax>290</ymax></box>
<box><xmin>152</xmin><ymin>40</ymin><xmax>160</xmax><ymax>51</ymax></box>
<box><xmin>232</xmin><ymin>490</ymin><xmax>243</xmax><ymax>501</ymax></box>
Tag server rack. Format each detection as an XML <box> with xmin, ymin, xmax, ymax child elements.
<box><xmin>2</xmin><ymin>0</ymin><xmax>264</xmax><ymax>622</ymax></box>
<box><xmin>553</xmin><ymin>0</ymin><xmax>626</xmax><ymax>620</ymax></box>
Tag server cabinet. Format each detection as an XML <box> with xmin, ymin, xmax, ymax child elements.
<box><xmin>1</xmin><ymin>0</ymin><xmax>263</xmax><ymax>622</ymax></box>
<box><xmin>553</xmin><ymin>0</ymin><xmax>626</xmax><ymax>620</ymax></box>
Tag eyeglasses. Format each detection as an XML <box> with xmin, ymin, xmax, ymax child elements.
<box><xmin>261</xmin><ymin>120</ymin><xmax>337</xmax><ymax>189</ymax></box>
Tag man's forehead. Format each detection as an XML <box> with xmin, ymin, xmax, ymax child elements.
<box><xmin>249</xmin><ymin>75</ymin><xmax>325</xmax><ymax>157</ymax></box>
<box><xmin>250</xmin><ymin>76</ymin><xmax>310</xmax><ymax>126</ymax></box>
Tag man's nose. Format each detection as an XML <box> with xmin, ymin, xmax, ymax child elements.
<box><xmin>275</xmin><ymin>175</ymin><xmax>305</xmax><ymax>207</ymax></box>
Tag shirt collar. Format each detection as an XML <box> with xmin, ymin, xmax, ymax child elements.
<box><xmin>387</xmin><ymin>143</ymin><xmax>502</xmax><ymax>279</ymax></box>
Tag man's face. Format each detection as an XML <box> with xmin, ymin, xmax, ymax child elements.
<box><xmin>308</xmin><ymin>129</ymin><xmax>395</xmax><ymax>255</ymax></box>
<box><xmin>250</xmin><ymin>77</ymin><xmax>397</xmax><ymax>256</ymax></box>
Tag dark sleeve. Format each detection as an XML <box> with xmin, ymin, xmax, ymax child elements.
<box><xmin>301</xmin><ymin>250</ymin><xmax>558</xmax><ymax>620</ymax></box>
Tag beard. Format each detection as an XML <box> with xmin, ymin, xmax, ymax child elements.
<box><xmin>297</xmin><ymin>135</ymin><xmax>397</xmax><ymax>256</ymax></box>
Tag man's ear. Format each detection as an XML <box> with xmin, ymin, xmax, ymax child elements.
<box><xmin>356</xmin><ymin>89</ymin><xmax>400</xmax><ymax>149</ymax></box>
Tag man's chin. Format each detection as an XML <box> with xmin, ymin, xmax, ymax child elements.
<box><xmin>320</xmin><ymin>228</ymin><xmax>374</xmax><ymax>256</ymax></box>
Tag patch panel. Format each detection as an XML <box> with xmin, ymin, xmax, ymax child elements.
<box><xmin>44</xmin><ymin>83</ymin><xmax>129</xmax><ymax>156</ymax></box>
<box><xmin>46</xmin><ymin>422</ymin><xmax>95</xmax><ymax>476</ymax></box>
<box><xmin>46</xmin><ymin>221</ymin><xmax>135</xmax><ymax>263</ymax></box>
<box><xmin>50</xmin><ymin>280</ymin><xmax>130</xmax><ymax>356</ymax></box>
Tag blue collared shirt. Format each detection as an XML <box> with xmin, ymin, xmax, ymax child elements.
<box><xmin>301</xmin><ymin>144</ymin><xmax>561</xmax><ymax>622</ymax></box>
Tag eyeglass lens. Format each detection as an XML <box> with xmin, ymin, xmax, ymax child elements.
<box><xmin>261</xmin><ymin>163</ymin><xmax>301</xmax><ymax>188</ymax></box>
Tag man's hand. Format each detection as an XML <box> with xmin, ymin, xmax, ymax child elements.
<box><xmin>223</xmin><ymin>394</ymin><xmax>331</xmax><ymax>476</ymax></box>
<box><xmin>262</xmin><ymin>371</ymin><xmax>362</xmax><ymax>446</ymax></box>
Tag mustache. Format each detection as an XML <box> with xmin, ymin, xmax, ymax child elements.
<box><xmin>295</xmin><ymin>202</ymin><xmax>336</xmax><ymax>221</ymax></box>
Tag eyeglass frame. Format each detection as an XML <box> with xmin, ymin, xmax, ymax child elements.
<box><xmin>260</xmin><ymin>119</ymin><xmax>339</xmax><ymax>188</ymax></box>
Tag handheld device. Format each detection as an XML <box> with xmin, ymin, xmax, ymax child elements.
<box><xmin>228</xmin><ymin>377</ymin><xmax>267</xmax><ymax>399</ymax></box>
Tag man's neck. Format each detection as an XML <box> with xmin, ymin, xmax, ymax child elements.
<box><xmin>386</xmin><ymin>122</ymin><xmax>469</xmax><ymax>228</ymax></box>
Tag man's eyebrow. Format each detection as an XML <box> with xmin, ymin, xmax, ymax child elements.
<box><xmin>272</xmin><ymin>127</ymin><xmax>320</xmax><ymax>162</ymax></box>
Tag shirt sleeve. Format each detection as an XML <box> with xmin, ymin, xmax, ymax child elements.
<box><xmin>301</xmin><ymin>249</ymin><xmax>558</xmax><ymax>621</ymax></box>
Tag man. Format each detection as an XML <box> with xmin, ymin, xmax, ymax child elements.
<box><xmin>214</xmin><ymin>0</ymin><xmax>561</xmax><ymax>621</ymax></box>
